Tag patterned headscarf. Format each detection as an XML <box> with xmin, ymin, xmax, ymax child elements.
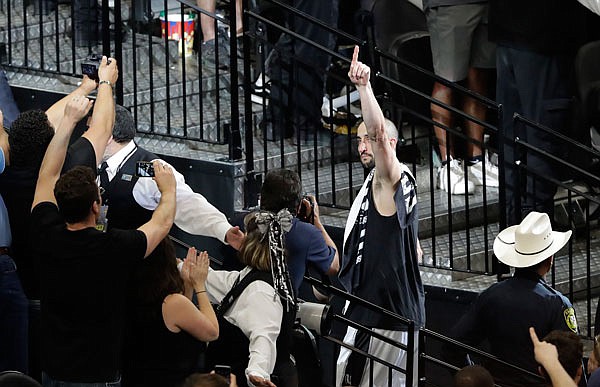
<box><xmin>254</xmin><ymin>209</ymin><xmax>296</xmax><ymax>310</ymax></box>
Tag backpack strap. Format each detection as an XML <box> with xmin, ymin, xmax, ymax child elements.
<box><xmin>216</xmin><ymin>269</ymin><xmax>273</xmax><ymax>318</ymax></box>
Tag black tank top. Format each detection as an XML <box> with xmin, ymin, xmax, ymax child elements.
<box><xmin>346</xmin><ymin>189</ymin><xmax>412</xmax><ymax>330</ymax></box>
<box><xmin>122</xmin><ymin>300</ymin><xmax>204</xmax><ymax>387</ymax></box>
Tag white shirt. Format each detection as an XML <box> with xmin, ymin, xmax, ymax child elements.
<box><xmin>101</xmin><ymin>141</ymin><xmax>232</xmax><ymax>242</ymax></box>
<box><xmin>206</xmin><ymin>267</ymin><xmax>283</xmax><ymax>387</ymax></box>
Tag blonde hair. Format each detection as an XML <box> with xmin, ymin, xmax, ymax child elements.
<box><xmin>238</xmin><ymin>212</ymin><xmax>272</xmax><ymax>271</ymax></box>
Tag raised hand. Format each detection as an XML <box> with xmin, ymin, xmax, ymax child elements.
<box><xmin>64</xmin><ymin>95</ymin><xmax>93</xmax><ymax>124</ymax></box>
<box><xmin>97</xmin><ymin>56</ymin><xmax>118</xmax><ymax>85</ymax></box>
<box><xmin>152</xmin><ymin>161</ymin><xmax>176</xmax><ymax>196</ymax></box>
<box><xmin>348</xmin><ymin>45</ymin><xmax>370</xmax><ymax>87</ymax></box>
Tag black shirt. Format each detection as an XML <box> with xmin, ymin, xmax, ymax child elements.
<box><xmin>32</xmin><ymin>202</ymin><xmax>147</xmax><ymax>382</ymax></box>
<box><xmin>122</xmin><ymin>301</ymin><xmax>203</xmax><ymax>387</ymax></box>
<box><xmin>346</xmin><ymin>188</ymin><xmax>422</xmax><ymax>330</ymax></box>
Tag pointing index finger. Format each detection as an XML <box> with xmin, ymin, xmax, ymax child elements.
<box><xmin>352</xmin><ymin>45</ymin><xmax>359</xmax><ymax>64</ymax></box>
<box><xmin>529</xmin><ymin>327</ymin><xmax>539</xmax><ymax>344</ymax></box>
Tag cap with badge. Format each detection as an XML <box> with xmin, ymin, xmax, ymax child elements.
<box><xmin>493</xmin><ymin>211</ymin><xmax>572</xmax><ymax>268</ymax></box>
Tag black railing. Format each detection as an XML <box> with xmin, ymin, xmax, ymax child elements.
<box><xmin>2</xmin><ymin>0</ymin><xmax>599</xmax><ymax>301</ymax></box>
<box><xmin>512</xmin><ymin>113</ymin><xmax>600</xmax><ymax>338</ymax></box>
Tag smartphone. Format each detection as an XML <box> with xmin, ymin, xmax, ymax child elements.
<box><xmin>214</xmin><ymin>364</ymin><xmax>231</xmax><ymax>382</ymax></box>
<box><xmin>135</xmin><ymin>161</ymin><xmax>155</xmax><ymax>177</ymax></box>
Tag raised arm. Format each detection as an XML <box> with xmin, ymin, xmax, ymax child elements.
<box><xmin>82</xmin><ymin>57</ymin><xmax>119</xmax><ymax>166</ymax></box>
<box><xmin>45</xmin><ymin>75</ymin><xmax>97</xmax><ymax>129</ymax></box>
<box><xmin>137</xmin><ymin>160</ymin><xmax>176</xmax><ymax>257</ymax></box>
<box><xmin>32</xmin><ymin>97</ymin><xmax>94</xmax><ymax>208</ymax></box>
<box><xmin>349</xmin><ymin>45</ymin><xmax>401</xmax><ymax>184</ymax></box>
<box><xmin>305</xmin><ymin>195</ymin><xmax>339</xmax><ymax>274</ymax></box>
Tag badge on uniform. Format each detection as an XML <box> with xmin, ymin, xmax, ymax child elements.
<box><xmin>121</xmin><ymin>174</ymin><xmax>133</xmax><ymax>181</ymax></box>
<box><xmin>564</xmin><ymin>307</ymin><xmax>578</xmax><ymax>333</ymax></box>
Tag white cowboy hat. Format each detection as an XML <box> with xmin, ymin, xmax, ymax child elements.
<box><xmin>493</xmin><ymin>211</ymin><xmax>572</xmax><ymax>268</ymax></box>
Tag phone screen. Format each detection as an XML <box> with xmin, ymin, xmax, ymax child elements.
<box><xmin>135</xmin><ymin>161</ymin><xmax>155</xmax><ymax>177</ymax></box>
<box><xmin>214</xmin><ymin>365</ymin><xmax>231</xmax><ymax>382</ymax></box>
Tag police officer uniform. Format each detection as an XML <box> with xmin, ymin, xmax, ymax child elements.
<box><xmin>448</xmin><ymin>211</ymin><xmax>576</xmax><ymax>386</ymax></box>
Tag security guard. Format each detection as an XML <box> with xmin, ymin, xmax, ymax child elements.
<box><xmin>448</xmin><ymin>211</ymin><xmax>576</xmax><ymax>386</ymax></box>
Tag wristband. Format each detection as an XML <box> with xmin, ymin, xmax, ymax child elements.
<box><xmin>98</xmin><ymin>80</ymin><xmax>113</xmax><ymax>88</ymax></box>
<box><xmin>195</xmin><ymin>290</ymin><xmax>206</xmax><ymax>295</ymax></box>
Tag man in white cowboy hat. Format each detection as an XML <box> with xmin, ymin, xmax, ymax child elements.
<box><xmin>448</xmin><ymin>211</ymin><xmax>576</xmax><ymax>386</ymax></box>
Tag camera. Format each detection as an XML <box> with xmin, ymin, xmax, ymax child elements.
<box><xmin>135</xmin><ymin>161</ymin><xmax>155</xmax><ymax>177</ymax></box>
<box><xmin>297</xmin><ymin>195</ymin><xmax>315</xmax><ymax>224</ymax></box>
<box><xmin>81</xmin><ymin>53</ymin><xmax>104</xmax><ymax>81</ymax></box>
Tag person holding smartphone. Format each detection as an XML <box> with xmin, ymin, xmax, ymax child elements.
<box><xmin>96</xmin><ymin>105</ymin><xmax>244</xmax><ymax>249</ymax></box>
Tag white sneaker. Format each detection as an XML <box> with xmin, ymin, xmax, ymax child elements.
<box><xmin>437</xmin><ymin>159</ymin><xmax>476</xmax><ymax>195</ymax></box>
<box><xmin>468</xmin><ymin>155</ymin><xmax>499</xmax><ymax>187</ymax></box>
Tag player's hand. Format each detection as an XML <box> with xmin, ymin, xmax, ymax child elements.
<box><xmin>348</xmin><ymin>45</ymin><xmax>370</xmax><ymax>87</ymax></box>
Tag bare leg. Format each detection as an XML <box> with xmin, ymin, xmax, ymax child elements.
<box><xmin>196</xmin><ymin>0</ymin><xmax>216</xmax><ymax>42</ymax></box>
<box><xmin>235</xmin><ymin>0</ymin><xmax>243</xmax><ymax>36</ymax></box>
<box><xmin>431</xmin><ymin>81</ymin><xmax>454</xmax><ymax>161</ymax></box>
<box><xmin>464</xmin><ymin>67</ymin><xmax>491</xmax><ymax>158</ymax></box>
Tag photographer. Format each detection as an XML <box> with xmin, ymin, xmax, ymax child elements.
<box><xmin>259</xmin><ymin>168</ymin><xmax>339</xmax><ymax>295</ymax></box>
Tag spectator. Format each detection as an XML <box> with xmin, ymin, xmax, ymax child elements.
<box><xmin>0</xmin><ymin>71</ymin><xmax>111</xmax><ymax>301</ymax></box>
<box><xmin>0</xmin><ymin>67</ymin><xmax>20</xmax><ymax>128</ymax></box>
<box><xmin>183</xmin><ymin>372</ymin><xmax>237</xmax><ymax>387</ymax></box>
<box><xmin>259</xmin><ymin>168</ymin><xmax>338</xmax><ymax>294</ymax></box>
<box><xmin>31</xmin><ymin>84</ymin><xmax>176</xmax><ymax>385</ymax></box>
<box><xmin>423</xmin><ymin>0</ymin><xmax>497</xmax><ymax>195</ymax></box>
<box><xmin>196</xmin><ymin>0</ymin><xmax>243</xmax><ymax>67</ymax></box>
<box><xmin>98</xmin><ymin>105</ymin><xmax>244</xmax><ymax>248</ymax></box>
<box><xmin>122</xmin><ymin>239</ymin><xmax>219</xmax><ymax>387</ymax></box>
<box><xmin>489</xmin><ymin>0</ymin><xmax>579</xmax><ymax>224</ymax></box>
<box><xmin>449</xmin><ymin>211</ymin><xmax>576</xmax><ymax>386</ymax></box>
<box><xmin>263</xmin><ymin>0</ymin><xmax>338</xmax><ymax>142</ymax></box>
<box><xmin>205</xmin><ymin>211</ymin><xmax>298</xmax><ymax>387</ymax></box>
<box><xmin>539</xmin><ymin>330</ymin><xmax>583</xmax><ymax>384</ymax></box>
<box><xmin>336</xmin><ymin>46</ymin><xmax>425</xmax><ymax>387</ymax></box>
<box><xmin>0</xmin><ymin>61</ymin><xmax>115</xmax><ymax>380</ymax></box>
<box><xmin>453</xmin><ymin>365</ymin><xmax>494</xmax><ymax>387</ymax></box>
<box><xmin>530</xmin><ymin>327</ymin><xmax>578</xmax><ymax>387</ymax></box>
<box><xmin>588</xmin><ymin>334</ymin><xmax>600</xmax><ymax>386</ymax></box>
<box><xmin>0</xmin><ymin>110</ymin><xmax>28</xmax><ymax>374</ymax></box>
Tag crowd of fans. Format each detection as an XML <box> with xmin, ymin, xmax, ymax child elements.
<box><xmin>2</xmin><ymin>0</ymin><xmax>600</xmax><ymax>386</ymax></box>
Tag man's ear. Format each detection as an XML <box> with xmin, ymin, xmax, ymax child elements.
<box><xmin>92</xmin><ymin>200</ymin><xmax>100</xmax><ymax>217</ymax></box>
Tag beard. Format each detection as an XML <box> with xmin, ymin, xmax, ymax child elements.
<box><xmin>360</xmin><ymin>152</ymin><xmax>375</xmax><ymax>170</ymax></box>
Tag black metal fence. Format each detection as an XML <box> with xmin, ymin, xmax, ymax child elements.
<box><xmin>2</xmin><ymin>0</ymin><xmax>599</xmax><ymax>333</ymax></box>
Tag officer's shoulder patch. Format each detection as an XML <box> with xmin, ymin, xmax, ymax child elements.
<box><xmin>564</xmin><ymin>307</ymin><xmax>578</xmax><ymax>333</ymax></box>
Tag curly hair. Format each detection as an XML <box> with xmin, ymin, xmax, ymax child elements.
<box><xmin>238</xmin><ymin>212</ymin><xmax>272</xmax><ymax>271</ymax></box>
<box><xmin>130</xmin><ymin>237</ymin><xmax>184</xmax><ymax>304</ymax></box>
<box><xmin>260</xmin><ymin>169</ymin><xmax>302</xmax><ymax>214</ymax></box>
<box><xmin>9</xmin><ymin>110</ymin><xmax>54</xmax><ymax>169</ymax></box>
<box><xmin>54</xmin><ymin>166</ymin><xmax>99</xmax><ymax>223</ymax></box>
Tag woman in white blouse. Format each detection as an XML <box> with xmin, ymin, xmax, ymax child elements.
<box><xmin>205</xmin><ymin>211</ymin><xmax>298</xmax><ymax>387</ymax></box>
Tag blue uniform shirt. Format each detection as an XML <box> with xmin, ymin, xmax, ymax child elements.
<box><xmin>450</xmin><ymin>269</ymin><xmax>577</xmax><ymax>386</ymax></box>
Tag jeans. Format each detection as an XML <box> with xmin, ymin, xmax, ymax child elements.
<box><xmin>42</xmin><ymin>373</ymin><xmax>121</xmax><ymax>387</ymax></box>
<box><xmin>0</xmin><ymin>254</ymin><xmax>29</xmax><ymax>373</ymax></box>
